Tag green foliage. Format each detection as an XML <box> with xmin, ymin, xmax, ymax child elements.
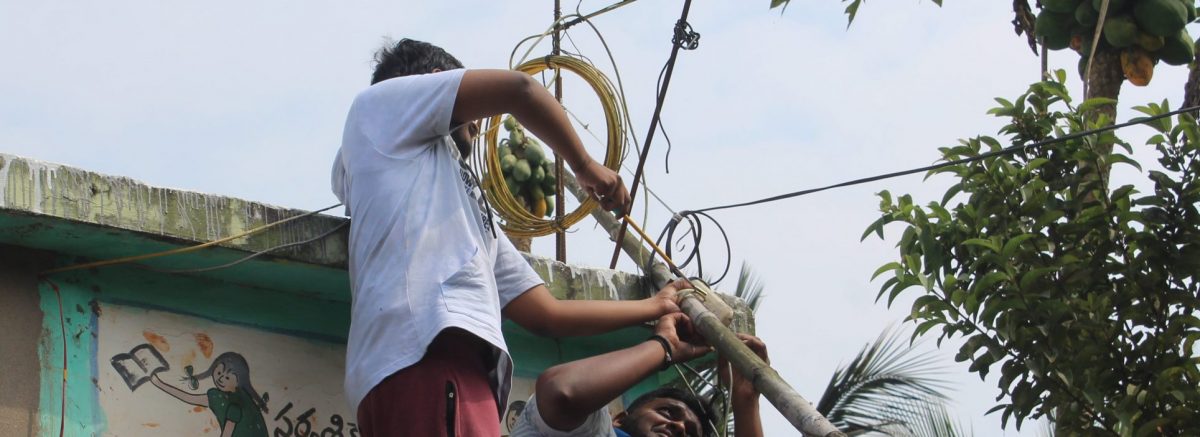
<box><xmin>867</xmin><ymin>74</ymin><xmax>1200</xmax><ymax>434</ymax></box>
<box><xmin>815</xmin><ymin>327</ymin><xmax>960</xmax><ymax>435</ymax></box>
<box><xmin>687</xmin><ymin>265</ymin><xmax>967</xmax><ymax>436</ymax></box>
<box><xmin>768</xmin><ymin>0</ymin><xmax>943</xmax><ymax>26</ymax></box>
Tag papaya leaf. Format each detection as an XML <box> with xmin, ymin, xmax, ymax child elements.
<box><xmin>843</xmin><ymin>0</ymin><xmax>862</xmax><ymax>27</ymax></box>
<box><xmin>963</xmin><ymin>238</ymin><xmax>1000</xmax><ymax>252</ymax></box>
<box><xmin>1105</xmin><ymin>153</ymin><xmax>1142</xmax><ymax>171</ymax></box>
<box><xmin>861</xmin><ymin>216</ymin><xmax>887</xmax><ymax>242</ymax></box>
<box><xmin>1019</xmin><ymin>267</ymin><xmax>1058</xmax><ymax>291</ymax></box>
<box><xmin>1078</xmin><ymin>97</ymin><xmax>1119</xmax><ymax>113</ymax></box>
<box><xmin>972</xmin><ymin>271</ymin><xmax>1011</xmax><ymax>293</ymax></box>
<box><xmin>871</xmin><ymin>262</ymin><xmax>901</xmax><ymax>281</ymax></box>
<box><xmin>1001</xmin><ymin>234</ymin><xmax>1037</xmax><ymax>258</ymax></box>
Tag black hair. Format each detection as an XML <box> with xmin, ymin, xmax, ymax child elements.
<box><xmin>506</xmin><ymin>400</ymin><xmax>527</xmax><ymax>416</ymax></box>
<box><xmin>623</xmin><ymin>387</ymin><xmax>715</xmax><ymax>437</ymax></box>
<box><xmin>371</xmin><ymin>38</ymin><xmax>464</xmax><ymax>85</ymax></box>
<box><xmin>193</xmin><ymin>352</ymin><xmax>269</xmax><ymax>414</ymax></box>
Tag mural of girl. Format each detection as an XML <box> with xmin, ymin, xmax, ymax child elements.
<box><xmin>149</xmin><ymin>351</ymin><xmax>269</xmax><ymax>437</ymax></box>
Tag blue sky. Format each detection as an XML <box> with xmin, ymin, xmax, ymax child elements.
<box><xmin>3</xmin><ymin>1</ymin><xmax>1196</xmax><ymax>434</ymax></box>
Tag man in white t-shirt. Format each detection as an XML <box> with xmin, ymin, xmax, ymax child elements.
<box><xmin>511</xmin><ymin>313</ymin><xmax>768</xmax><ymax>437</ymax></box>
<box><xmin>331</xmin><ymin>39</ymin><xmax>683</xmax><ymax>437</ymax></box>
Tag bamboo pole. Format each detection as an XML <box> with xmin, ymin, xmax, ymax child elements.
<box><xmin>679</xmin><ymin>287</ymin><xmax>844</xmax><ymax>437</ymax></box>
<box><xmin>559</xmin><ymin>169</ymin><xmax>845</xmax><ymax>436</ymax></box>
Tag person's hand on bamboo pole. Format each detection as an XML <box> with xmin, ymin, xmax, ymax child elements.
<box><xmin>719</xmin><ymin>334</ymin><xmax>768</xmax><ymax>437</ymax></box>
<box><xmin>515</xmin><ymin>312</ymin><xmax>714</xmax><ymax>436</ymax></box>
<box><xmin>653</xmin><ymin>312</ymin><xmax>711</xmax><ymax>363</ymax></box>
<box><xmin>652</xmin><ymin>278</ymin><xmax>691</xmax><ymax>315</ymax></box>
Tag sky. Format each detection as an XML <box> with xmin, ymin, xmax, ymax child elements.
<box><xmin>3</xmin><ymin>0</ymin><xmax>1197</xmax><ymax>435</ymax></box>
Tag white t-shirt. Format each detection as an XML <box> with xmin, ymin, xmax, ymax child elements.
<box><xmin>331</xmin><ymin>69</ymin><xmax>544</xmax><ymax>412</ymax></box>
<box><xmin>509</xmin><ymin>395</ymin><xmax>617</xmax><ymax>437</ymax></box>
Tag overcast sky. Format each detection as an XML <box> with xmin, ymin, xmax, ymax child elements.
<box><xmin>4</xmin><ymin>1</ymin><xmax>1196</xmax><ymax>435</ymax></box>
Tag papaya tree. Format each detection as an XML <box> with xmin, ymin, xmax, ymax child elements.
<box><xmin>770</xmin><ymin>0</ymin><xmax>1198</xmax><ymax>123</ymax></box>
<box><xmin>863</xmin><ymin>75</ymin><xmax>1200</xmax><ymax>433</ymax></box>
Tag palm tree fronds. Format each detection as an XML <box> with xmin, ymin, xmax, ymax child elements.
<box><xmin>817</xmin><ymin>325</ymin><xmax>962</xmax><ymax>436</ymax></box>
<box><xmin>733</xmin><ymin>262</ymin><xmax>765</xmax><ymax>312</ymax></box>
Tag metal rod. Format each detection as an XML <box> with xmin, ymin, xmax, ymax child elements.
<box><xmin>554</xmin><ymin>0</ymin><xmax>567</xmax><ymax>262</ymax></box>
<box><xmin>608</xmin><ymin>0</ymin><xmax>693</xmax><ymax>269</ymax></box>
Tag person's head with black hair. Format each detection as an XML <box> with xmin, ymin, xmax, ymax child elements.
<box><xmin>505</xmin><ymin>399</ymin><xmax>527</xmax><ymax>431</ymax></box>
<box><xmin>370</xmin><ymin>38</ymin><xmax>464</xmax><ymax>85</ymax></box>
<box><xmin>369</xmin><ymin>38</ymin><xmax>477</xmax><ymax>156</ymax></box>
<box><xmin>613</xmin><ymin>387</ymin><xmax>714</xmax><ymax>437</ymax></box>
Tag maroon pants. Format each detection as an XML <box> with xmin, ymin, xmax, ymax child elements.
<box><xmin>357</xmin><ymin>329</ymin><xmax>500</xmax><ymax>437</ymax></box>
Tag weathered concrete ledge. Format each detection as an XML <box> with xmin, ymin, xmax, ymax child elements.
<box><xmin>0</xmin><ymin>153</ymin><xmax>349</xmax><ymax>268</ymax></box>
<box><xmin>0</xmin><ymin>152</ymin><xmax>754</xmax><ymax>326</ymax></box>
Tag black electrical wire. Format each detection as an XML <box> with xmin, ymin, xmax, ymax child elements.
<box><xmin>654</xmin><ymin>62</ymin><xmax>676</xmax><ymax>174</ymax></box>
<box><xmin>687</xmin><ymin>104</ymin><xmax>1200</xmax><ymax>215</ymax></box>
<box><xmin>654</xmin><ymin>104</ymin><xmax>1198</xmax><ymax>286</ymax></box>
<box><xmin>608</xmin><ymin>0</ymin><xmax>697</xmax><ymax>269</ymax></box>
<box><xmin>656</xmin><ymin>209</ymin><xmax>732</xmax><ymax>285</ymax></box>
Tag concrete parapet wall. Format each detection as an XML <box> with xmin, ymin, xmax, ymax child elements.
<box><xmin>0</xmin><ymin>153</ymin><xmax>348</xmax><ymax>268</ymax></box>
<box><xmin>0</xmin><ymin>152</ymin><xmax>753</xmax><ymax>325</ymax></box>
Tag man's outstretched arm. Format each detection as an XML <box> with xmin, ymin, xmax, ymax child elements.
<box><xmin>451</xmin><ymin>69</ymin><xmax>629</xmax><ymax>214</ymax></box>
<box><xmin>533</xmin><ymin>312</ymin><xmax>710</xmax><ymax>431</ymax></box>
<box><xmin>720</xmin><ymin>334</ymin><xmax>768</xmax><ymax>437</ymax></box>
<box><xmin>503</xmin><ymin>279</ymin><xmax>684</xmax><ymax>338</ymax></box>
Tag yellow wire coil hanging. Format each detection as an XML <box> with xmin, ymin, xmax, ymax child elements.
<box><xmin>473</xmin><ymin>55</ymin><xmax>625</xmax><ymax>238</ymax></box>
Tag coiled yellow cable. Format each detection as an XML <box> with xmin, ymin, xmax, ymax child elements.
<box><xmin>472</xmin><ymin>55</ymin><xmax>625</xmax><ymax>237</ymax></box>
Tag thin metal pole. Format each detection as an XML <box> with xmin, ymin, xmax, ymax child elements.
<box><xmin>554</xmin><ymin>0</ymin><xmax>567</xmax><ymax>262</ymax></box>
<box><xmin>608</xmin><ymin>0</ymin><xmax>693</xmax><ymax>269</ymax></box>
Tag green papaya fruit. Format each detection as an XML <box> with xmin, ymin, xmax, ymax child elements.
<box><xmin>503</xmin><ymin>115</ymin><xmax>518</xmax><ymax>131</ymax></box>
<box><xmin>1093</xmin><ymin>0</ymin><xmax>1127</xmax><ymax>13</ymax></box>
<box><xmin>1045</xmin><ymin>0</ymin><xmax>1081</xmax><ymax>13</ymax></box>
<box><xmin>500</xmin><ymin>154</ymin><xmax>517</xmax><ymax>173</ymax></box>
<box><xmin>1183</xmin><ymin>0</ymin><xmax>1198</xmax><ymax>22</ymax></box>
<box><xmin>1103</xmin><ymin>15</ymin><xmax>1139</xmax><ymax>47</ymax></box>
<box><xmin>505</xmin><ymin>178</ymin><xmax>521</xmax><ymax>195</ymax></box>
<box><xmin>529</xmin><ymin>185</ymin><xmax>545</xmax><ymax>202</ymax></box>
<box><xmin>531</xmin><ymin>165</ymin><xmax>545</xmax><ymax>184</ymax></box>
<box><xmin>508</xmin><ymin>129</ymin><xmax>525</xmax><ymax>146</ymax></box>
<box><xmin>545</xmin><ymin>196</ymin><xmax>555</xmax><ymax>216</ymax></box>
<box><xmin>524</xmin><ymin>142</ymin><xmax>546</xmax><ymax>166</ymax></box>
<box><xmin>1136</xmin><ymin>32</ymin><xmax>1166</xmax><ymax>51</ymax></box>
<box><xmin>498</xmin><ymin>144</ymin><xmax>512</xmax><ymax>158</ymax></box>
<box><xmin>1158</xmin><ymin>28</ymin><xmax>1196</xmax><ymax>65</ymax></box>
<box><xmin>513</xmin><ymin>159</ymin><xmax>532</xmax><ymax>182</ymax></box>
<box><xmin>1037</xmin><ymin>10</ymin><xmax>1075</xmax><ymax>41</ymax></box>
<box><xmin>1076</xmin><ymin>1</ymin><xmax>1099</xmax><ymax>25</ymax></box>
<box><xmin>1134</xmin><ymin>0</ymin><xmax>1189</xmax><ymax>36</ymax></box>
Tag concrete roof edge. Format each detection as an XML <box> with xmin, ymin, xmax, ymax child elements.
<box><xmin>0</xmin><ymin>152</ymin><xmax>755</xmax><ymax>318</ymax></box>
<box><xmin>0</xmin><ymin>152</ymin><xmax>349</xmax><ymax>268</ymax></box>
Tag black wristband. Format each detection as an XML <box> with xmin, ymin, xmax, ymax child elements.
<box><xmin>647</xmin><ymin>334</ymin><xmax>674</xmax><ymax>371</ymax></box>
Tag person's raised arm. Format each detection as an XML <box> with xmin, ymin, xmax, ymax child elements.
<box><xmin>534</xmin><ymin>312</ymin><xmax>710</xmax><ymax>431</ymax></box>
<box><xmin>150</xmin><ymin>373</ymin><xmax>209</xmax><ymax>407</ymax></box>
<box><xmin>503</xmin><ymin>279</ymin><xmax>685</xmax><ymax>338</ymax></box>
<box><xmin>719</xmin><ymin>334</ymin><xmax>768</xmax><ymax>437</ymax></box>
<box><xmin>451</xmin><ymin>69</ymin><xmax>629</xmax><ymax>214</ymax></box>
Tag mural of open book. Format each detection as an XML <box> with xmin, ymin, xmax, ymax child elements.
<box><xmin>111</xmin><ymin>343</ymin><xmax>169</xmax><ymax>391</ymax></box>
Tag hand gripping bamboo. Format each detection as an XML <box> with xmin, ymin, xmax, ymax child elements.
<box><xmin>677</xmin><ymin>282</ymin><xmax>844</xmax><ymax>437</ymax></box>
<box><xmin>618</xmin><ymin>214</ymin><xmax>845</xmax><ymax>437</ymax></box>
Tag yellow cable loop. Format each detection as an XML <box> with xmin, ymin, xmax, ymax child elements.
<box><xmin>472</xmin><ymin>55</ymin><xmax>625</xmax><ymax>237</ymax></box>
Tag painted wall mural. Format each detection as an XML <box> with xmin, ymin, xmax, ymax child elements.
<box><xmin>94</xmin><ymin>303</ymin><xmax>566</xmax><ymax>436</ymax></box>
<box><xmin>96</xmin><ymin>303</ymin><xmax>357</xmax><ymax>436</ymax></box>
